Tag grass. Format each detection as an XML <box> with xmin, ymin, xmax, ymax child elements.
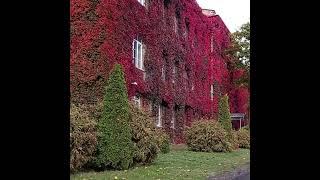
<box><xmin>71</xmin><ymin>146</ymin><xmax>250</xmax><ymax>180</ymax></box>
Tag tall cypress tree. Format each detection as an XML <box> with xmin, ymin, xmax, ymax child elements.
<box><xmin>94</xmin><ymin>64</ymin><xmax>134</xmax><ymax>170</ymax></box>
<box><xmin>218</xmin><ymin>94</ymin><xmax>232</xmax><ymax>140</ymax></box>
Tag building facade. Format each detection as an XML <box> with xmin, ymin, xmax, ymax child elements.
<box><xmin>71</xmin><ymin>0</ymin><xmax>249</xmax><ymax>143</ymax></box>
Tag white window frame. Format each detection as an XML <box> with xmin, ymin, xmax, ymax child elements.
<box><xmin>174</xmin><ymin>16</ymin><xmax>178</xmax><ymax>34</ymax></box>
<box><xmin>132</xmin><ymin>39</ymin><xmax>144</xmax><ymax>71</ymax></box>
<box><xmin>171</xmin><ymin>110</ymin><xmax>175</xmax><ymax>129</ymax></box>
<box><xmin>172</xmin><ymin>66</ymin><xmax>176</xmax><ymax>83</ymax></box>
<box><xmin>137</xmin><ymin>0</ymin><xmax>145</xmax><ymax>6</ymax></box>
<box><xmin>157</xmin><ymin>105</ymin><xmax>163</xmax><ymax>127</ymax></box>
<box><xmin>133</xmin><ymin>95</ymin><xmax>141</xmax><ymax>109</ymax></box>
<box><xmin>210</xmin><ymin>84</ymin><xmax>214</xmax><ymax>100</ymax></box>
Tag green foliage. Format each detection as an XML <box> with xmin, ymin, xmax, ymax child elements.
<box><xmin>129</xmin><ymin>103</ymin><xmax>160</xmax><ymax>164</ymax></box>
<box><xmin>236</xmin><ymin>128</ymin><xmax>250</xmax><ymax>149</ymax></box>
<box><xmin>226</xmin><ymin>22</ymin><xmax>250</xmax><ymax>88</ymax></box>
<box><xmin>155</xmin><ymin>128</ymin><xmax>170</xmax><ymax>154</ymax></box>
<box><xmin>71</xmin><ymin>149</ymin><xmax>250</xmax><ymax>180</ymax></box>
<box><xmin>70</xmin><ymin>104</ymin><xmax>97</xmax><ymax>172</ymax></box>
<box><xmin>218</xmin><ymin>94</ymin><xmax>233</xmax><ymax>141</ymax></box>
<box><xmin>232</xmin><ymin>22</ymin><xmax>250</xmax><ymax>69</ymax></box>
<box><xmin>94</xmin><ymin>64</ymin><xmax>134</xmax><ymax>170</ymax></box>
<box><xmin>185</xmin><ymin>120</ymin><xmax>232</xmax><ymax>152</ymax></box>
<box><xmin>230</xmin><ymin>129</ymin><xmax>239</xmax><ymax>150</ymax></box>
<box><xmin>243</xmin><ymin>125</ymin><xmax>250</xmax><ymax>131</ymax></box>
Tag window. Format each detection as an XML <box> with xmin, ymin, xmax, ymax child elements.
<box><xmin>210</xmin><ymin>84</ymin><xmax>214</xmax><ymax>100</ymax></box>
<box><xmin>183</xmin><ymin>70</ymin><xmax>187</xmax><ymax>90</ymax></box>
<box><xmin>149</xmin><ymin>101</ymin><xmax>153</xmax><ymax>112</ymax></box>
<box><xmin>161</xmin><ymin>65</ymin><xmax>165</xmax><ymax>81</ymax></box>
<box><xmin>132</xmin><ymin>39</ymin><xmax>144</xmax><ymax>70</ymax></box>
<box><xmin>133</xmin><ymin>95</ymin><xmax>141</xmax><ymax>109</ymax></box>
<box><xmin>173</xmin><ymin>16</ymin><xmax>178</xmax><ymax>34</ymax></box>
<box><xmin>186</xmin><ymin>68</ymin><xmax>193</xmax><ymax>91</ymax></box>
<box><xmin>137</xmin><ymin>0</ymin><xmax>145</xmax><ymax>6</ymax></box>
<box><xmin>156</xmin><ymin>105</ymin><xmax>163</xmax><ymax>127</ymax></box>
<box><xmin>185</xmin><ymin>18</ymin><xmax>190</xmax><ymax>38</ymax></box>
<box><xmin>172</xmin><ymin>66</ymin><xmax>177</xmax><ymax>83</ymax></box>
<box><xmin>162</xmin><ymin>50</ymin><xmax>168</xmax><ymax>81</ymax></box>
<box><xmin>211</xmin><ymin>35</ymin><xmax>214</xmax><ymax>52</ymax></box>
<box><xmin>171</xmin><ymin>110</ymin><xmax>175</xmax><ymax>129</ymax></box>
<box><xmin>164</xmin><ymin>0</ymin><xmax>171</xmax><ymax>8</ymax></box>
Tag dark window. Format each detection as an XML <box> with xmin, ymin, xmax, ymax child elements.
<box><xmin>164</xmin><ymin>0</ymin><xmax>171</xmax><ymax>8</ymax></box>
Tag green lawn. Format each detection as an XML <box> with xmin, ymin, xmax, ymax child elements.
<box><xmin>71</xmin><ymin>147</ymin><xmax>250</xmax><ymax>180</ymax></box>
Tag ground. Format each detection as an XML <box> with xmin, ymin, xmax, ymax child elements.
<box><xmin>71</xmin><ymin>145</ymin><xmax>250</xmax><ymax>180</ymax></box>
<box><xmin>208</xmin><ymin>162</ymin><xmax>250</xmax><ymax>180</ymax></box>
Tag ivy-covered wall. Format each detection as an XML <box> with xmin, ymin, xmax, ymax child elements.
<box><xmin>70</xmin><ymin>0</ymin><xmax>249</xmax><ymax>143</ymax></box>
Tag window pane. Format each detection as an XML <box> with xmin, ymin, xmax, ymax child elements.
<box><xmin>211</xmin><ymin>84</ymin><xmax>214</xmax><ymax>100</ymax></box>
<box><xmin>171</xmin><ymin>110</ymin><xmax>175</xmax><ymax>129</ymax></box>
<box><xmin>135</xmin><ymin>42</ymin><xmax>139</xmax><ymax>68</ymax></box>
<box><xmin>141</xmin><ymin>44</ymin><xmax>144</xmax><ymax>70</ymax></box>
<box><xmin>134</xmin><ymin>41</ymin><xmax>137</xmax><ymax>58</ymax></box>
<box><xmin>162</xmin><ymin>65</ymin><xmax>165</xmax><ymax>81</ymax></box>
<box><xmin>157</xmin><ymin>105</ymin><xmax>161</xmax><ymax>127</ymax></box>
<box><xmin>133</xmin><ymin>96</ymin><xmax>141</xmax><ymax>109</ymax></box>
<box><xmin>133</xmin><ymin>41</ymin><xmax>136</xmax><ymax>66</ymax></box>
<box><xmin>138</xmin><ymin>43</ymin><xmax>142</xmax><ymax>69</ymax></box>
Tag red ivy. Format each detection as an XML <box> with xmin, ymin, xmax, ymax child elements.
<box><xmin>70</xmin><ymin>0</ymin><xmax>249</xmax><ymax>143</ymax></box>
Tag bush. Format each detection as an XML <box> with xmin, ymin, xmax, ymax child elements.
<box><xmin>94</xmin><ymin>64</ymin><xmax>134</xmax><ymax>170</ymax></box>
<box><xmin>236</xmin><ymin>128</ymin><xmax>250</xmax><ymax>149</ymax></box>
<box><xmin>155</xmin><ymin>128</ymin><xmax>170</xmax><ymax>154</ymax></box>
<box><xmin>129</xmin><ymin>104</ymin><xmax>159</xmax><ymax>164</ymax></box>
<box><xmin>70</xmin><ymin>104</ymin><xmax>97</xmax><ymax>172</ymax></box>
<box><xmin>230</xmin><ymin>129</ymin><xmax>239</xmax><ymax>150</ymax></box>
<box><xmin>88</xmin><ymin>100</ymin><xmax>103</xmax><ymax>121</ymax></box>
<box><xmin>185</xmin><ymin>120</ymin><xmax>232</xmax><ymax>152</ymax></box>
<box><xmin>243</xmin><ymin>125</ymin><xmax>250</xmax><ymax>131</ymax></box>
<box><xmin>218</xmin><ymin>94</ymin><xmax>233</xmax><ymax>141</ymax></box>
<box><xmin>88</xmin><ymin>100</ymin><xmax>168</xmax><ymax>166</ymax></box>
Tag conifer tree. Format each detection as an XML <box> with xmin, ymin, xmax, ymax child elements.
<box><xmin>94</xmin><ymin>64</ymin><xmax>134</xmax><ymax>170</ymax></box>
<box><xmin>218</xmin><ymin>94</ymin><xmax>233</xmax><ymax>140</ymax></box>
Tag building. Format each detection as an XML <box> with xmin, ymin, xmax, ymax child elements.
<box><xmin>202</xmin><ymin>9</ymin><xmax>216</xmax><ymax>17</ymax></box>
<box><xmin>70</xmin><ymin>0</ymin><xmax>249</xmax><ymax>143</ymax></box>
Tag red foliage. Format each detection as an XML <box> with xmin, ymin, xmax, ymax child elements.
<box><xmin>70</xmin><ymin>0</ymin><xmax>249</xmax><ymax>143</ymax></box>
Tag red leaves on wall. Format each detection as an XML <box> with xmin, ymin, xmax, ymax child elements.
<box><xmin>71</xmin><ymin>0</ymin><xmax>249</xmax><ymax>143</ymax></box>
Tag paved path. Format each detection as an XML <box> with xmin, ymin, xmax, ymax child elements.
<box><xmin>233</xmin><ymin>172</ymin><xmax>250</xmax><ymax>180</ymax></box>
<box><xmin>208</xmin><ymin>163</ymin><xmax>250</xmax><ymax>180</ymax></box>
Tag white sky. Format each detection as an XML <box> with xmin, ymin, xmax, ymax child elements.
<box><xmin>196</xmin><ymin>0</ymin><xmax>250</xmax><ymax>32</ymax></box>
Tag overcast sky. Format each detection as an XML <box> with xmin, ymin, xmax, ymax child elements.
<box><xmin>196</xmin><ymin>0</ymin><xmax>250</xmax><ymax>32</ymax></box>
